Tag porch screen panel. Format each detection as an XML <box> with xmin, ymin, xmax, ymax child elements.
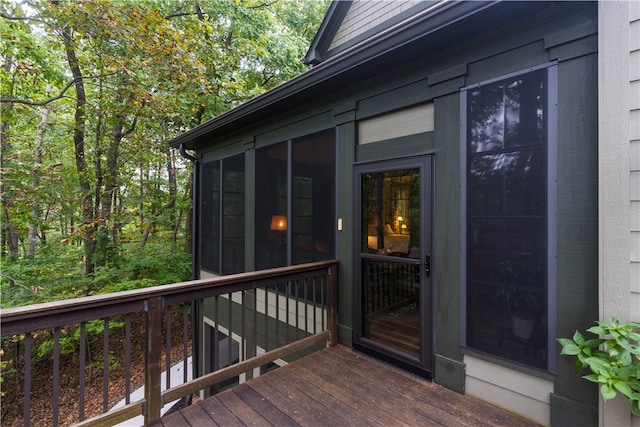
<box><xmin>255</xmin><ymin>142</ymin><xmax>288</xmax><ymax>270</ymax></box>
<box><xmin>291</xmin><ymin>130</ymin><xmax>335</xmax><ymax>265</ymax></box>
<box><xmin>201</xmin><ymin>160</ymin><xmax>220</xmax><ymax>273</ymax></box>
<box><xmin>465</xmin><ymin>69</ymin><xmax>548</xmax><ymax>369</ymax></box>
<box><xmin>221</xmin><ymin>154</ymin><xmax>245</xmax><ymax>274</ymax></box>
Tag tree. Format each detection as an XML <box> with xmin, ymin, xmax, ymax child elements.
<box><xmin>0</xmin><ymin>0</ymin><xmax>328</xmax><ymax>284</ymax></box>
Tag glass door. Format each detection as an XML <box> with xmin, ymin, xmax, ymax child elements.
<box><xmin>354</xmin><ymin>156</ymin><xmax>433</xmax><ymax>376</ymax></box>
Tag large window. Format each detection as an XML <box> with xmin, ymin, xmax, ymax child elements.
<box><xmin>255</xmin><ymin>130</ymin><xmax>335</xmax><ymax>270</ymax></box>
<box><xmin>200</xmin><ymin>154</ymin><xmax>245</xmax><ymax>274</ymax></box>
<box><xmin>464</xmin><ymin>68</ymin><xmax>552</xmax><ymax>369</ymax></box>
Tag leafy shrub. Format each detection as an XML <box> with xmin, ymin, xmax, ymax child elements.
<box><xmin>0</xmin><ymin>243</ymin><xmax>85</xmax><ymax>307</ymax></box>
<box><xmin>91</xmin><ymin>242</ymin><xmax>191</xmax><ymax>294</ymax></box>
<box><xmin>558</xmin><ymin>317</ymin><xmax>640</xmax><ymax>414</ymax></box>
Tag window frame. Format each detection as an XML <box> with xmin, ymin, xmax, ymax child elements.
<box><xmin>460</xmin><ymin>63</ymin><xmax>558</xmax><ymax>372</ymax></box>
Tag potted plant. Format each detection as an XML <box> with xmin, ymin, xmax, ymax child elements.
<box><xmin>507</xmin><ymin>290</ymin><xmax>541</xmax><ymax>339</ymax></box>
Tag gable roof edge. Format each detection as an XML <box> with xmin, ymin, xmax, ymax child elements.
<box><xmin>303</xmin><ymin>1</ymin><xmax>352</xmax><ymax>66</ymax></box>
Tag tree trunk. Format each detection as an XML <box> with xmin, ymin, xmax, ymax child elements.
<box><xmin>172</xmin><ymin>208</ymin><xmax>183</xmax><ymax>253</ymax></box>
<box><xmin>27</xmin><ymin>105</ymin><xmax>52</xmax><ymax>259</ymax></box>
<box><xmin>139</xmin><ymin>147</ymin><xmax>177</xmax><ymax>250</ymax></box>
<box><xmin>114</xmin><ymin>187</ymin><xmax>124</xmax><ymax>241</ymax></box>
<box><xmin>139</xmin><ymin>166</ymin><xmax>145</xmax><ymax>230</ymax></box>
<box><xmin>2</xmin><ymin>206</ymin><xmax>19</xmax><ymax>260</ymax></box>
<box><xmin>1</xmin><ymin>57</ymin><xmax>20</xmax><ymax>260</ymax></box>
<box><xmin>93</xmin><ymin>102</ymin><xmax>104</xmax><ymax>240</ymax></box>
<box><xmin>96</xmin><ymin>92</ymin><xmax>137</xmax><ymax>262</ymax></box>
<box><xmin>62</xmin><ymin>27</ymin><xmax>95</xmax><ymax>276</ymax></box>
<box><xmin>100</xmin><ymin>120</ymin><xmax>122</xmax><ymax>239</ymax></box>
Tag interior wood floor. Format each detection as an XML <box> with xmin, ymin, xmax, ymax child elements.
<box><xmin>152</xmin><ymin>345</ymin><xmax>542</xmax><ymax>427</ymax></box>
<box><xmin>367</xmin><ymin>303</ymin><xmax>421</xmax><ymax>357</ymax></box>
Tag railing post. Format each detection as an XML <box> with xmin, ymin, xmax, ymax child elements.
<box><xmin>327</xmin><ymin>264</ymin><xmax>338</xmax><ymax>347</ymax></box>
<box><xmin>145</xmin><ymin>296</ymin><xmax>163</xmax><ymax>425</ymax></box>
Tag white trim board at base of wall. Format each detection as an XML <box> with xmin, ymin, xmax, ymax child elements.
<box><xmin>464</xmin><ymin>354</ymin><xmax>552</xmax><ymax>426</ymax></box>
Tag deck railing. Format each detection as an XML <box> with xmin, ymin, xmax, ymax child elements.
<box><xmin>0</xmin><ymin>260</ymin><xmax>338</xmax><ymax>427</ymax></box>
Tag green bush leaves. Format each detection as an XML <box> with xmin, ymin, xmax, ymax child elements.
<box><xmin>558</xmin><ymin>317</ymin><xmax>640</xmax><ymax>414</ymax></box>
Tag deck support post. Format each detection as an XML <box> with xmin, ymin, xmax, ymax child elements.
<box><xmin>145</xmin><ymin>296</ymin><xmax>163</xmax><ymax>425</ymax></box>
<box><xmin>327</xmin><ymin>265</ymin><xmax>338</xmax><ymax>346</ymax></box>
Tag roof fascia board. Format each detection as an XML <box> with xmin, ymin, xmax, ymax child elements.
<box><xmin>323</xmin><ymin>1</ymin><xmax>440</xmax><ymax>62</ymax></box>
<box><xmin>169</xmin><ymin>0</ymin><xmax>498</xmax><ymax>149</ymax></box>
<box><xmin>303</xmin><ymin>1</ymin><xmax>352</xmax><ymax>66</ymax></box>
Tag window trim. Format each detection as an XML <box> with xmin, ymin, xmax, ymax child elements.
<box><xmin>459</xmin><ymin>63</ymin><xmax>558</xmax><ymax>373</ymax></box>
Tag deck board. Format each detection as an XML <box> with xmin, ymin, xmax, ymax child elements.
<box><xmin>233</xmin><ymin>383</ymin><xmax>298</xmax><ymax>426</ymax></box>
<box><xmin>153</xmin><ymin>345</ymin><xmax>542</xmax><ymax>427</ymax></box>
<box><xmin>179</xmin><ymin>403</ymin><xmax>218</xmax><ymax>427</ymax></box>
<box><xmin>216</xmin><ymin>387</ymin><xmax>271</xmax><ymax>426</ymax></box>
<box><xmin>284</xmin><ymin>361</ymin><xmax>391</xmax><ymax>427</ymax></box>
<box><xmin>256</xmin><ymin>367</ymin><xmax>360</xmax><ymax>426</ymax></box>
<box><xmin>198</xmin><ymin>395</ymin><xmax>240</xmax><ymax>426</ymax></box>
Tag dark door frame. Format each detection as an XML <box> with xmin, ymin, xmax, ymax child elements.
<box><xmin>352</xmin><ymin>155</ymin><xmax>434</xmax><ymax>378</ymax></box>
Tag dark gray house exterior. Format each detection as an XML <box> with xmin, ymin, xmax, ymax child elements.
<box><xmin>169</xmin><ymin>1</ymin><xmax>639</xmax><ymax>425</ymax></box>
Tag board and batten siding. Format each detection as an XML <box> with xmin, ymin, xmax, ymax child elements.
<box><xmin>599</xmin><ymin>1</ymin><xmax>640</xmax><ymax>426</ymax></box>
<box><xmin>329</xmin><ymin>0</ymin><xmax>421</xmax><ymax>50</ymax></box>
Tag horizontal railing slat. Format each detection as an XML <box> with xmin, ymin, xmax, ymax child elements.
<box><xmin>162</xmin><ymin>330</ymin><xmax>330</xmax><ymax>403</ymax></box>
<box><xmin>0</xmin><ymin>301</ymin><xmax>145</xmax><ymax>337</ymax></box>
<box><xmin>71</xmin><ymin>401</ymin><xmax>144</xmax><ymax>427</ymax></box>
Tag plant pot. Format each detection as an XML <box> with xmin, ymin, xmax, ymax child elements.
<box><xmin>512</xmin><ymin>314</ymin><xmax>535</xmax><ymax>339</ymax></box>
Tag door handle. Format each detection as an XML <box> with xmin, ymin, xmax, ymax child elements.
<box><xmin>425</xmin><ymin>254</ymin><xmax>431</xmax><ymax>277</ymax></box>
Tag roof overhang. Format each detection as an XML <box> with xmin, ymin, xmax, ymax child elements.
<box><xmin>302</xmin><ymin>1</ymin><xmax>351</xmax><ymax>66</ymax></box>
<box><xmin>169</xmin><ymin>1</ymin><xmax>559</xmax><ymax>150</ymax></box>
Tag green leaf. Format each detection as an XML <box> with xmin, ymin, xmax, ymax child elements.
<box><xmin>573</xmin><ymin>330</ymin><xmax>585</xmax><ymax>345</ymax></box>
<box><xmin>583</xmin><ymin>356</ymin><xmax>613</xmax><ymax>373</ymax></box>
<box><xmin>588</xmin><ymin>326</ymin><xmax>607</xmax><ymax>336</ymax></box>
<box><xmin>601</xmin><ymin>384</ymin><xmax>617</xmax><ymax>400</ymax></box>
<box><xmin>583</xmin><ymin>338</ymin><xmax>606</xmax><ymax>348</ymax></box>
<box><xmin>614</xmin><ymin>381</ymin><xmax>634</xmax><ymax>399</ymax></box>
<box><xmin>560</xmin><ymin>343</ymin><xmax>581</xmax><ymax>356</ymax></box>
<box><xmin>619</xmin><ymin>350</ymin><xmax>633</xmax><ymax>366</ymax></box>
<box><xmin>583</xmin><ymin>374</ymin><xmax>602</xmax><ymax>383</ymax></box>
<box><xmin>615</xmin><ymin>365</ymin><xmax>636</xmax><ymax>380</ymax></box>
<box><xmin>557</xmin><ymin>337</ymin><xmax>575</xmax><ymax>347</ymax></box>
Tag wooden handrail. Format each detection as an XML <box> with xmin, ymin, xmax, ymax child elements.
<box><xmin>0</xmin><ymin>260</ymin><xmax>339</xmax><ymax>426</ymax></box>
<box><xmin>0</xmin><ymin>260</ymin><xmax>338</xmax><ymax>336</ymax></box>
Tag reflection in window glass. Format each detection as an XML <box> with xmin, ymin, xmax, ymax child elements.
<box><xmin>469</xmin><ymin>71</ymin><xmax>545</xmax><ymax>153</ymax></box>
<box><xmin>466</xmin><ymin>69</ymin><xmax>548</xmax><ymax>369</ymax></box>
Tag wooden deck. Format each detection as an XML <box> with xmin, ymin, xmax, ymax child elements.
<box><xmin>153</xmin><ymin>345</ymin><xmax>541</xmax><ymax>427</ymax></box>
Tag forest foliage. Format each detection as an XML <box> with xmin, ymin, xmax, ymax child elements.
<box><xmin>0</xmin><ymin>0</ymin><xmax>329</xmax><ymax>307</ymax></box>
